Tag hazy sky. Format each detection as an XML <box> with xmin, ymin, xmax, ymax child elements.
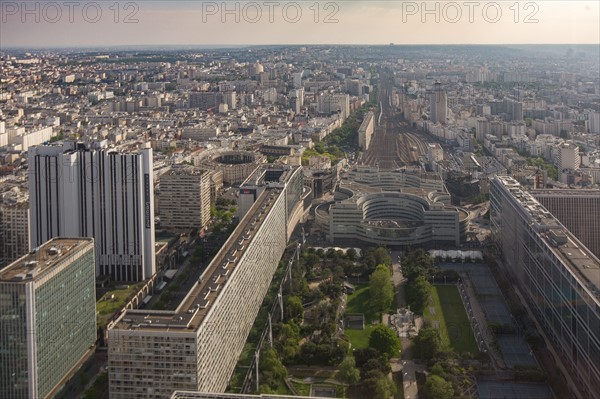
<box><xmin>1</xmin><ymin>1</ymin><xmax>598</xmax><ymax>47</ymax></box>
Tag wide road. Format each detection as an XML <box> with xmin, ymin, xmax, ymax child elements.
<box><xmin>362</xmin><ymin>69</ymin><xmax>428</xmax><ymax>169</ymax></box>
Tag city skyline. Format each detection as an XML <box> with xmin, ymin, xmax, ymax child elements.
<box><xmin>0</xmin><ymin>32</ymin><xmax>598</xmax><ymax>398</ymax></box>
<box><xmin>1</xmin><ymin>1</ymin><xmax>599</xmax><ymax>48</ymax></box>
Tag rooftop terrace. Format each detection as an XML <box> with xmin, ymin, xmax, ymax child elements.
<box><xmin>0</xmin><ymin>238</ymin><xmax>93</xmax><ymax>282</ymax></box>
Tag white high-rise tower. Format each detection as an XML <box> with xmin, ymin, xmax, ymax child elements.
<box><xmin>28</xmin><ymin>141</ymin><xmax>156</xmax><ymax>281</ymax></box>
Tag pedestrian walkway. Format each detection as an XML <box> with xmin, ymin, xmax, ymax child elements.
<box><xmin>391</xmin><ymin>257</ymin><xmax>421</xmax><ymax>399</ymax></box>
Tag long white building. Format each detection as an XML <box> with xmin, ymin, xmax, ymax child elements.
<box><xmin>28</xmin><ymin>141</ymin><xmax>156</xmax><ymax>281</ymax></box>
<box><xmin>108</xmin><ymin>186</ymin><xmax>295</xmax><ymax>398</ymax></box>
<box><xmin>358</xmin><ymin>111</ymin><xmax>374</xmax><ymax>150</ymax></box>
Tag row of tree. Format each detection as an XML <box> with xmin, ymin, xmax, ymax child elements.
<box><xmin>403</xmin><ymin>249</ymin><xmax>435</xmax><ymax>315</ymax></box>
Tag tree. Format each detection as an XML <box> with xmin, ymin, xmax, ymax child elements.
<box><xmin>423</xmin><ymin>375</ymin><xmax>454</xmax><ymax>399</ymax></box>
<box><xmin>405</xmin><ymin>275</ymin><xmax>432</xmax><ymax>314</ymax></box>
<box><xmin>373</xmin><ymin>375</ymin><xmax>396</xmax><ymax>399</ymax></box>
<box><xmin>259</xmin><ymin>348</ymin><xmax>287</xmax><ymax>389</ymax></box>
<box><xmin>285</xmin><ymin>296</ymin><xmax>304</xmax><ymax>323</ymax></box>
<box><xmin>338</xmin><ymin>357</ymin><xmax>360</xmax><ymax>385</ymax></box>
<box><xmin>314</xmin><ymin>141</ymin><xmax>326</xmax><ymax>154</ymax></box>
<box><xmin>304</xmin><ymin>252</ymin><xmax>320</xmax><ymax>268</ymax></box>
<box><xmin>353</xmin><ymin>347</ymin><xmax>382</xmax><ymax>368</ymax></box>
<box><xmin>413</xmin><ymin>328</ymin><xmax>442</xmax><ymax>361</ymax></box>
<box><xmin>362</xmin><ymin>358</ymin><xmax>391</xmax><ymax>375</ymax></box>
<box><xmin>362</xmin><ymin>370</ymin><xmax>396</xmax><ymax>399</ymax></box>
<box><xmin>373</xmin><ymin>247</ymin><xmax>392</xmax><ymax>267</ymax></box>
<box><xmin>346</xmin><ymin>248</ymin><xmax>357</xmax><ymax>261</ymax></box>
<box><xmin>402</xmin><ymin>248</ymin><xmax>434</xmax><ymax>281</ymax></box>
<box><xmin>370</xmin><ymin>265</ymin><xmax>394</xmax><ymax>315</ymax></box>
<box><xmin>258</xmin><ymin>384</ymin><xmax>274</xmax><ymax>394</ymax></box>
<box><xmin>368</xmin><ymin>324</ymin><xmax>401</xmax><ymax>358</ymax></box>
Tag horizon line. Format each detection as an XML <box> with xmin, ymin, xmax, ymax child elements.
<box><xmin>3</xmin><ymin>43</ymin><xmax>600</xmax><ymax>51</ymax></box>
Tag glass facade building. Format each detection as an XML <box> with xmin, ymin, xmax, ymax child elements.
<box><xmin>491</xmin><ymin>177</ymin><xmax>600</xmax><ymax>399</ymax></box>
<box><xmin>0</xmin><ymin>238</ymin><xmax>96</xmax><ymax>399</ymax></box>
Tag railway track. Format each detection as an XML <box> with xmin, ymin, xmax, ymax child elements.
<box><xmin>362</xmin><ymin>71</ymin><xmax>427</xmax><ymax>169</ymax></box>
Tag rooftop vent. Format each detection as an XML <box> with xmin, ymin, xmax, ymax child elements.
<box><xmin>47</xmin><ymin>246</ymin><xmax>61</xmax><ymax>256</ymax></box>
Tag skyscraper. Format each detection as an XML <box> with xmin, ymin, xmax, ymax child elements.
<box><xmin>430</xmin><ymin>82</ymin><xmax>447</xmax><ymax>124</ymax></box>
<box><xmin>556</xmin><ymin>143</ymin><xmax>581</xmax><ymax>171</ymax></box>
<box><xmin>0</xmin><ymin>238</ymin><xmax>96</xmax><ymax>399</ymax></box>
<box><xmin>28</xmin><ymin>141</ymin><xmax>156</xmax><ymax>281</ymax></box>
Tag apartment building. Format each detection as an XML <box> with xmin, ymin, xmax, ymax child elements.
<box><xmin>159</xmin><ymin>167</ymin><xmax>212</xmax><ymax>232</ymax></box>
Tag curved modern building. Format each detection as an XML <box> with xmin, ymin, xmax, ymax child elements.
<box><xmin>346</xmin><ymin>165</ymin><xmax>445</xmax><ymax>192</ymax></box>
<box><xmin>195</xmin><ymin>150</ymin><xmax>265</xmax><ymax>185</ymax></box>
<box><xmin>321</xmin><ymin>183</ymin><xmax>469</xmax><ymax>247</ymax></box>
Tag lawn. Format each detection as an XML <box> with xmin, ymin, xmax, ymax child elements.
<box><xmin>96</xmin><ymin>283</ymin><xmax>144</xmax><ymax>328</ymax></box>
<box><xmin>425</xmin><ymin>285</ymin><xmax>479</xmax><ymax>355</ymax></box>
<box><xmin>345</xmin><ymin>324</ymin><xmax>375</xmax><ymax>350</ymax></box>
<box><xmin>345</xmin><ymin>285</ymin><xmax>377</xmax><ymax>323</ymax></box>
<box><xmin>345</xmin><ymin>284</ymin><xmax>378</xmax><ymax>351</ymax></box>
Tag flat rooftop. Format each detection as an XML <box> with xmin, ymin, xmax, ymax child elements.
<box><xmin>0</xmin><ymin>238</ymin><xmax>93</xmax><ymax>282</ymax></box>
<box><xmin>113</xmin><ymin>187</ymin><xmax>283</xmax><ymax>332</ymax></box>
<box><xmin>531</xmin><ymin>189</ymin><xmax>600</xmax><ymax>198</ymax></box>
<box><xmin>497</xmin><ymin>177</ymin><xmax>600</xmax><ymax>301</ymax></box>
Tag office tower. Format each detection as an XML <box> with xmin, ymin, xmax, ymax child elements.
<box><xmin>531</xmin><ymin>189</ymin><xmax>600</xmax><ymax>258</ymax></box>
<box><xmin>159</xmin><ymin>167</ymin><xmax>212</xmax><ymax>232</ymax></box>
<box><xmin>108</xmin><ymin>188</ymin><xmax>292</xmax><ymax>398</ymax></box>
<box><xmin>28</xmin><ymin>141</ymin><xmax>156</xmax><ymax>281</ymax></box>
<box><xmin>557</xmin><ymin>143</ymin><xmax>580</xmax><ymax>171</ymax></box>
<box><xmin>430</xmin><ymin>82</ymin><xmax>447</xmax><ymax>124</ymax></box>
<box><xmin>0</xmin><ymin>238</ymin><xmax>96</xmax><ymax>399</ymax></box>
<box><xmin>490</xmin><ymin>177</ymin><xmax>600</xmax><ymax>399</ymax></box>
<box><xmin>0</xmin><ymin>192</ymin><xmax>30</xmax><ymax>269</ymax></box>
